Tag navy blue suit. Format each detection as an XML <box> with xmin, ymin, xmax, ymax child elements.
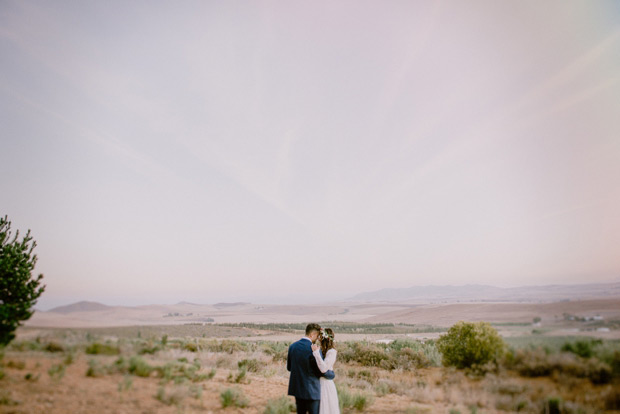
<box><xmin>287</xmin><ymin>338</ymin><xmax>335</xmax><ymax>414</ymax></box>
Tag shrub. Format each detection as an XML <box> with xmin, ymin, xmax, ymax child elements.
<box><xmin>220</xmin><ymin>339</ymin><xmax>248</xmax><ymax>354</ymax></box>
<box><xmin>0</xmin><ymin>389</ymin><xmax>19</xmax><ymax>406</ymax></box>
<box><xmin>228</xmin><ymin>366</ymin><xmax>249</xmax><ymax>384</ymax></box>
<box><xmin>261</xmin><ymin>342</ymin><xmax>289</xmax><ymax>362</ymax></box>
<box><xmin>505</xmin><ymin>347</ymin><xmax>613</xmax><ymax>384</ymax></box>
<box><xmin>437</xmin><ymin>321</ymin><xmax>505</xmax><ymax>370</ymax></box>
<box><xmin>393</xmin><ymin>347</ymin><xmax>432</xmax><ymax>370</ymax></box>
<box><xmin>47</xmin><ymin>363</ymin><xmax>66</xmax><ymax>380</ymax></box>
<box><xmin>86</xmin><ymin>359</ymin><xmax>105</xmax><ymax>377</ymax></box>
<box><xmin>543</xmin><ymin>397</ymin><xmax>562</xmax><ymax>414</ymax></box>
<box><xmin>118</xmin><ymin>375</ymin><xmax>133</xmax><ymax>393</ymax></box>
<box><xmin>85</xmin><ymin>342</ymin><xmax>120</xmax><ymax>356</ymax></box>
<box><xmin>128</xmin><ymin>356</ymin><xmax>154</xmax><ymax>377</ymax></box>
<box><xmin>264</xmin><ymin>395</ymin><xmax>295</xmax><ymax>414</ymax></box>
<box><xmin>24</xmin><ymin>372</ymin><xmax>39</xmax><ymax>381</ymax></box>
<box><xmin>220</xmin><ymin>387</ymin><xmax>249</xmax><ymax>408</ymax></box>
<box><xmin>155</xmin><ymin>385</ymin><xmax>186</xmax><ymax>406</ymax></box>
<box><xmin>561</xmin><ymin>339</ymin><xmax>601</xmax><ymax>358</ymax></box>
<box><xmin>6</xmin><ymin>360</ymin><xmax>25</xmax><ymax>370</ymax></box>
<box><xmin>338</xmin><ymin>385</ymin><xmax>373</xmax><ymax>411</ymax></box>
<box><xmin>137</xmin><ymin>341</ymin><xmax>161</xmax><ymax>355</ymax></box>
<box><xmin>339</xmin><ymin>342</ymin><xmax>391</xmax><ymax>368</ymax></box>
<box><xmin>238</xmin><ymin>358</ymin><xmax>262</xmax><ymax>373</ymax></box>
<box><xmin>44</xmin><ymin>342</ymin><xmax>65</xmax><ymax>353</ymax></box>
<box><xmin>156</xmin><ymin>359</ymin><xmax>211</xmax><ymax>384</ymax></box>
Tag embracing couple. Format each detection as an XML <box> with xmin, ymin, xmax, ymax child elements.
<box><xmin>287</xmin><ymin>323</ymin><xmax>340</xmax><ymax>414</ymax></box>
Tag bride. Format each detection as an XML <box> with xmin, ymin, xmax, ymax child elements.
<box><xmin>311</xmin><ymin>328</ymin><xmax>340</xmax><ymax>414</ymax></box>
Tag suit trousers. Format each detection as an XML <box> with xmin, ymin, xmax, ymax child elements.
<box><xmin>295</xmin><ymin>398</ymin><xmax>320</xmax><ymax>414</ymax></box>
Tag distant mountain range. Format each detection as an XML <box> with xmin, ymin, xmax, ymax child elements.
<box><xmin>48</xmin><ymin>301</ymin><xmax>113</xmax><ymax>313</ymax></box>
<box><xmin>349</xmin><ymin>281</ymin><xmax>620</xmax><ymax>303</ymax></box>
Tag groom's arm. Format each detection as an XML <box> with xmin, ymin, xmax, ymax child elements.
<box><xmin>323</xmin><ymin>369</ymin><xmax>335</xmax><ymax>380</ymax></box>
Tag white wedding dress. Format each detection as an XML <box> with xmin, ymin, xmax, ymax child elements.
<box><xmin>312</xmin><ymin>348</ymin><xmax>340</xmax><ymax>414</ymax></box>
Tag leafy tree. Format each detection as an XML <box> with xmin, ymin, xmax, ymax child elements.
<box><xmin>436</xmin><ymin>321</ymin><xmax>505</xmax><ymax>369</ymax></box>
<box><xmin>0</xmin><ymin>216</ymin><xmax>45</xmax><ymax>346</ymax></box>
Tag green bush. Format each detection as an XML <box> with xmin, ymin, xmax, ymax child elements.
<box><xmin>261</xmin><ymin>342</ymin><xmax>288</xmax><ymax>362</ymax></box>
<box><xmin>264</xmin><ymin>395</ymin><xmax>295</xmax><ymax>414</ymax></box>
<box><xmin>238</xmin><ymin>358</ymin><xmax>262</xmax><ymax>373</ymax></box>
<box><xmin>86</xmin><ymin>359</ymin><xmax>105</xmax><ymax>377</ymax></box>
<box><xmin>543</xmin><ymin>397</ymin><xmax>562</xmax><ymax>414</ymax></box>
<box><xmin>220</xmin><ymin>387</ymin><xmax>249</xmax><ymax>408</ymax></box>
<box><xmin>47</xmin><ymin>363</ymin><xmax>66</xmax><ymax>380</ymax></box>
<box><xmin>561</xmin><ymin>339</ymin><xmax>601</xmax><ymax>358</ymax></box>
<box><xmin>44</xmin><ymin>342</ymin><xmax>65</xmax><ymax>353</ymax></box>
<box><xmin>85</xmin><ymin>342</ymin><xmax>120</xmax><ymax>356</ymax></box>
<box><xmin>338</xmin><ymin>385</ymin><xmax>373</xmax><ymax>411</ymax></box>
<box><xmin>436</xmin><ymin>321</ymin><xmax>505</xmax><ymax>369</ymax></box>
<box><xmin>155</xmin><ymin>385</ymin><xmax>186</xmax><ymax>406</ymax></box>
<box><xmin>128</xmin><ymin>356</ymin><xmax>153</xmax><ymax>377</ymax></box>
<box><xmin>505</xmin><ymin>347</ymin><xmax>613</xmax><ymax>384</ymax></box>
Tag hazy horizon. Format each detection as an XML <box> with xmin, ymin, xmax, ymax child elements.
<box><xmin>2</xmin><ymin>1</ymin><xmax>620</xmax><ymax>311</ymax></box>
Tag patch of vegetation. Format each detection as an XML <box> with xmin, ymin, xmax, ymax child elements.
<box><xmin>155</xmin><ymin>385</ymin><xmax>186</xmax><ymax>406</ymax></box>
<box><xmin>437</xmin><ymin>321</ymin><xmax>505</xmax><ymax>370</ymax></box>
<box><xmin>85</xmin><ymin>342</ymin><xmax>120</xmax><ymax>355</ymax></box>
<box><xmin>560</xmin><ymin>338</ymin><xmax>602</xmax><ymax>358</ymax></box>
<box><xmin>218</xmin><ymin>321</ymin><xmax>445</xmax><ymax>334</ymax></box>
<box><xmin>228</xmin><ymin>366</ymin><xmax>249</xmax><ymax>384</ymax></box>
<box><xmin>24</xmin><ymin>372</ymin><xmax>40</xmax><ymax>381</ymax></box>
<box><xmin>86</xmin><ymin>359</ymin><xmax>105</xmax><ymax>377</ymax></box>
<box><xmin>5</xmin><ymin>359</ymin><xmax>25</xmax><ymax>370</ymax></box>
<box><xmin>338</xmin><ymin>385</ymin><xmax>373</xmax><ymax>411</ymax></box>
<box><xmin>261</xmin><ymin>341</ymin><xmax>289</xmax><ymax>362</ymax></box>
<box><xmin>264</xmin><ymin>395</ymin><xmax>295</xmax><ymax>414</ymax></box>
<box><xmin>220</xmin><ymin>387</ymin><xmax>249</xmax><ymax>408</ymax></box>
<box><xmin>504</xmin><ymin>347</ymin><xmax>613</xmax><ymax>384</ymax></box>
<box><xmin>338</xmin><ymin>339</ymin><xmax>440</xmax><ymax>370</ymax></box>
<box><xmin>118</xmin><ymin>375</ymin><xmax>133</xmax><ymax>393</ymax></box>
<box><xmin>0</xmin><ymin>389</ymin><xmax>19</xmax><ymax>406</ymax></box>
<box><xmin>44</xmin><ymin>341</ymin><xmax>65</xmax><ymax>353</ymax></box>
<box><xmin>136</xmin><ymin>340</ymin><xmax>161</xmax><ymax>355</ymax></box>
<box><xmin>157</xmin><ymin>358</ymin><xmax>213</xmax><ymax>384</ymax></box>
<box><xmin>47</xmin><ymin>362</ymin><xmax>66</xmax><ymax>380</ymax></box>
<box><xmin>238</xmin><ymin>358</ymin><xmax>262</xmax><ymax>373</ymax></box>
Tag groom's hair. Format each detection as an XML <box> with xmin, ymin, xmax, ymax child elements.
<box><xmin>305</xmin><ymin>323</ymin><xmax>321</xmax><ymax>335</ymax></box>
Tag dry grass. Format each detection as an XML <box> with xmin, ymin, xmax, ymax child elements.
<box><xmin>0</xmin><ymin>326</ymin><xmax>618</xmax><ymax>413</ymax></box>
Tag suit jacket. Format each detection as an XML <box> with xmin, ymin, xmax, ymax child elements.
<box><xmin>287</xmin><ymin>338</ymin><xmax>322</xmax><ymax>400</ymax></box>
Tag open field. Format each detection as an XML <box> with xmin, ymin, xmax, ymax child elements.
<box><xmin>28</xmin><ymin>298</ymin><xmax>620</xmax><ymax>340</ymax></box>
<box><xmin>2</xmin><ymin>321</ymin><xmax>620</xmax><ymax>414</ymax></box>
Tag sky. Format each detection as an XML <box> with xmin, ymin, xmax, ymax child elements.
<box><xmin>1</xmin><ymin>1</ymin><xmax>620</xmax><ymax>310</ymax></box>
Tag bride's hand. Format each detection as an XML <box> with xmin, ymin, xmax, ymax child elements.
<box><xmin>311</xmin><ymin>344</ymin><xmax>319</xmax><ymax>352</ymax></box>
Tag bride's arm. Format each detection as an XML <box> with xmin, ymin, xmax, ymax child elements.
<box><xmin>324</xmin><ymin>349</ymin><xmax>337</xmax><ymax>368</ymax></box>
<box><xmin>312</xmin><ymin>349</ymin><xmax>329</xmax><ymax>373</ymax></box>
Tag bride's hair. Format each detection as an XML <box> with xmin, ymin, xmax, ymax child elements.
<box><xmin>320</xmin><ymin>328</ymin><xmax>335</xmax><ymax>357</ymax></box>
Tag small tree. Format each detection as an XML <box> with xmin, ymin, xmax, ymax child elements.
<box><xmin>0</xmin><ymin>216</ymin><xmax>45</xmax><ymax>346</ymax></box>
<box><xmin>436</xmin><ymin>321</ymin><xmax>505</xmax><ymax>369</ymax></box>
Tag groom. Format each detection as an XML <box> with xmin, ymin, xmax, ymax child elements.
<box><xmin>287</xmin><ymin>323</ymin><xmax>335</xmax><ymax>414</ymax></box>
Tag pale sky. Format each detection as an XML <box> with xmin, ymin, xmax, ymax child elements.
<box><xmin>1</xmin><ymin>1</ymin><xmax>619</xmax><ymax>309</ymax></box>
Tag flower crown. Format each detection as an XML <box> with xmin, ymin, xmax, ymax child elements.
<box><xmin>319</xmin><ymin>328</ymin><xmax>334</xmax><ymax>341</ymax></box>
